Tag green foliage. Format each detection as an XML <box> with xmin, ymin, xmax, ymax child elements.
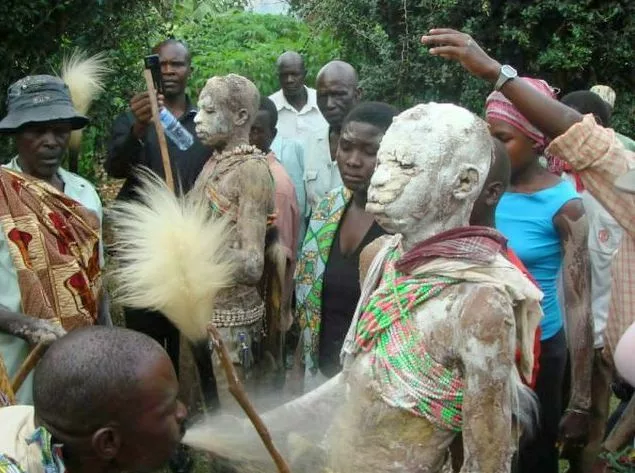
<box><xmin>0</xmin><ymin>1</ymin><xmax>339</xmax><ymax>185</ymax></box>
<box><xmin>291</xmin><ymin>0</ymin><xmax>635</xmax><ymax>133</ymax></box>
<box><xmin>0</xmin><ymin>0</ymin><xmax>162</xmax><ymax>178</ymax></box>
<box><xmin>174</xmin><ymin>11</ymin><xmax>340</xmax><ymax>98</ymax></box>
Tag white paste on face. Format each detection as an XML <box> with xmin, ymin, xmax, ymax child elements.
<box><xmin>194</xmin><ymin>79</ymin><xmax>233</xmax><ymax>147</ymax></box>
<box><xmin>366</xmin><ymin>103</ymin><xmax>493</xmax><ymax>236</ymax></box>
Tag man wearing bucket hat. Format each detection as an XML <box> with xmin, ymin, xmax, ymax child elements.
<box><xmin>0</xmin><ymin>74</ymin><xmax>105</xmax><ymax>406</ymax></box>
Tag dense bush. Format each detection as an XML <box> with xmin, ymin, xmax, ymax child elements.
<box><xmin>0</xmin><ymin>0</ymin><xmax>162</xmax><ymax>178</ymax></box>
<box><xmin>175</xmin><ymin>11</ymin><xmax>341</xmax><ymax>98</ymax></box>
<box><xmin>291</xmin><ymin>0</ymin><xmax>635</xmax><ymax>134</ymax></box>
<box><xmin>0</xmin><ymin>2</ymin><xmax>340</xmax><ymax>183</ymax></box>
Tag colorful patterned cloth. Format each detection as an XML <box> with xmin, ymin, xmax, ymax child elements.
<box><xmin>0</xmin><ymin>456</ymin><xmax>23</xmax><ymax>473</ymax></box>
<box><xmin>0</xmin><ymin>168</ymin><xmax>101</xmax><ymax>330</ymax></box>
<box><xmin>342</xmin><ymin>228</ymin><xmax>544</xmax><ymax>431</ymax></box>
<box><xmin>0</xmin><ymin>406</ymin><xmax>65</xmax><ymax>473</ymax></box>
<box><xmin>396</xmin><ymin>226</ymin><xmax>507</xmax><ymax>272</ymax></box>
<box><xmin>0</xmin><ymin>355</ymin><xmax>14</xmax><ymax>407</ymax></box>
<box><xmin>199</xmin><ymin>152</ymin><xmax>277</xmax><ymax>226</ymax></box>
<box><xmin>295</xmin><ymin>186</ymin><xmax>352</xmax><ymax>374</ymax></box>
<box><xmin>353</xmin><ymin>244</ymin><xmax>464</xmax><ymax>430</ymax></box>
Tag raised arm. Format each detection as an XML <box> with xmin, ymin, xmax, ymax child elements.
<box><xmin>105</xmin><ymin>92</ymin><xmax>158</xmax><ymax>179</ymax></box>
<box><xmin>554</xmin><ymin>201</ymin><xmax>593</xmax><ymax>447</ymax></box>
<box><xmin>457</xmin><ymin>285</ymin><xmax>517</xmax><ymax>473</ymax></box>
<box><xmin>421</xmin><ymin>29</ymin><xmax>635</xmax><ymax>237</ymax></box>
<box><xmin>420</xmin><ymin>29</ymin><xmax>582</xmax><ymax>138</ymax></box>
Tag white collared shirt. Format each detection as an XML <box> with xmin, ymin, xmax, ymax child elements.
<box><xmin>269</xmin><ymin>86</ymin><xmax>328</xmax><ymax>147</ymax></box>
<box><xmin>303</xmin><ymin>127</ymin><xmax>343</xmax><ymax>211</ymax></box>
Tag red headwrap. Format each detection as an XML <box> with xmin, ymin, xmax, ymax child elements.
<box><xmin>486</xmin><ymin>77</ymin><xmax>557</xmax><ymax>153</ymax></box>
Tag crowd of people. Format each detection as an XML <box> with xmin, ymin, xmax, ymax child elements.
<box><xmin>0</xmin><ymin>27</ymin><xmax>634</xmax><ymax>473</ymax></box>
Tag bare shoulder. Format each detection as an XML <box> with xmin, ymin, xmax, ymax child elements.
<box><xmin>554</xmin><ymin>198</ymin><xmax>588</xmax><ymax>242</ymax></box>
<box><xmin>234</xmin><ymin>156</ymin><xmax>275</xmax><ymax>201</ymax></box>
<box><xmin>359</xmin><ymin>234</ymin><xmax>393</xmax><ymax>283</ymax></box>
<box><xmin>456</xmin><ymin>283</ymin><xmax>515</xmax><ymax>344</ymax></box>
<box><xmin>554</xmin><ymin>198</ymin><xmax>586</xmax><ymax>229</ymax></box>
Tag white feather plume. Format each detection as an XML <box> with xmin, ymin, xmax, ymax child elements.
<box><xmin>108</xmin><ymin>169</ymin><xmax>235</xmax><ymax>341</ymax></box>
<box><xmin>59</xmin><ymin>50</ymin><xmax>111</xmax><ymax>153</ymax></box>
<box><xmin>60</xmin><ymin>49</ymin><xmax>110</xmax><ymax>114</ymax></box>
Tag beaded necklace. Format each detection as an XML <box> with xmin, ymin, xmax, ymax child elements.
<box><xmin>353</xmin><ymin>245</ymin><xmax>465</xmax><ymax>431</ymax></box>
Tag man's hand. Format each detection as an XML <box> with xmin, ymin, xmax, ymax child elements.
<box><xmin>420</xmin><ymin>28</ymin><xmax>501</xmax><ymax>83</ymax></box>
<box><xmin>559</xmin><ymin>409</ymin><xmax>591</xmax><ymax>457</ymax></box>
<box><xmin>22</xmin><ymin>318</ymin><xmax>67</xmax><ymax>346</ymax></box>
<box><xmin>129</xmin><ymin>92</ymin><xmax>165</xmax><ymax>138</ymax></box>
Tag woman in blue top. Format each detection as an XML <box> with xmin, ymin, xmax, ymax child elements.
<box><xmin>488</xmin><ymin>78</ymin><xmax>593</xmax><ymax>473</ymax></box>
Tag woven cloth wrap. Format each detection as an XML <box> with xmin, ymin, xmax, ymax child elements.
<box><xmin>353</xmin><ymin>245</ymin><xmax>464</xmax><ymax>431</ymax></box>
<box><xmin>485</xmin><ymin>77</ymin><xmax>556</xmax><ymax>152</ymax></box>
<box><xmin>343</xmin><ymin>228</ymin><xmax>543</xmax><ymax>432</ymax></box>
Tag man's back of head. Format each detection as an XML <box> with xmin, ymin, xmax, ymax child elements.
<box><xmin>33</xmin><ymin>326</ymin><xmax>186</xmax><ymax>473</ymax></box>
<box><xmin>34</xmin><ymin>326</ymin><xmax>162</xmax><ymax>427</ymax></box>
<box><xmin>561</xmin><ymin>90</ymin><xmax>612</xmax><ymax>127</ymax></box>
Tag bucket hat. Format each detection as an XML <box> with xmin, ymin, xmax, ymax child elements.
<box><xmin>0</xmin><ymin>75</ymin><xmax>88</xmax><ymax>132</ymax></box>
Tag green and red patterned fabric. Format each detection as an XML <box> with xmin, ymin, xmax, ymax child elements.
<box><xmin>295</xmin><ymin>186</ymin><xmax>352</xmax><ymax>375</ymax></box>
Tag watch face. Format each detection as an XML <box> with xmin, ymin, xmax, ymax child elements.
<box><xmin>502</xmin><ymin>65</ymin><xmax>517</xmax><ymax>78</ymax></box>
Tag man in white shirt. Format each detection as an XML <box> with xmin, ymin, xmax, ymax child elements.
<box><xmin>304</xmin><ymin>60</ymin><xmax>361</xmax><ymax>210</ymax></box>
<box><xmin>269</xmin><ymin>51</ymin><xmax>328</xmax><ymax>147</ymax></box>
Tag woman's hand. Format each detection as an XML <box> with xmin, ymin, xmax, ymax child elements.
<box><xmin>420</xmin><ymin>28</ymin><xmax>501</xmax><ymax>84</ymax></box>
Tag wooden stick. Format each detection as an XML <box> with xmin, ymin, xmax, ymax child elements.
<box><xmin>143</xmin><ymin>69</ymin><xmax>174</xmax><ymax>192</ymax></box>
<box><xmin>11</xmin><ymin>342</ymin><xmax>47</xmax><ymax>393</ymax></box>
<box><xmin>207</xmin><ymin>324</ymin><xmax>291</xmax><ymax>473</ymax></box>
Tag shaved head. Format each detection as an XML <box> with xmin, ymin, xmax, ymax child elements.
<box><xmin>276</xmin><ymin>51</ymin><xmax>304</xmax><ymax>71</ymax></box>
<box><xmin>276</xmin><ymin>51</ymin><xmax>307</xmax><ymax>100</ymax></box>
<box><xmin>316</xmin><ymin>60</ymin><xmax>361</xmax><ymax>129</ymax></box>
<box><xmin>34</xmin><ymin>326</ymin><xmax>171</xmax><ymax>431</ymax></box>
<box><xmin>33</xmin><ymin>326</ymin><xmax>186</xmax><ymax>473</ymax></box>
<box><xmin>317</xmin><ymin>60</ymin><xmax>358</xmax><ymax>87</ymax></box>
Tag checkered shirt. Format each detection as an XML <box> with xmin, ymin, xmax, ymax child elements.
<box><xmin>548</xmin><ymin>115</ymin><xmax>635</xmax><ymax>361</ymax></box>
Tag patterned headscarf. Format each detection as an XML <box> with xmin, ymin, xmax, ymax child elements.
<box><xmin>485</xmin><ymin>77</ymin><xmax>557</xmax><ymax>153</ymax></box>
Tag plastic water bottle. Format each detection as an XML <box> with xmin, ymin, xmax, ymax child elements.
<box><xmin>159</xmin><ymin>108</ymin><xmax>194</xmax><ymax>150</ymax></box>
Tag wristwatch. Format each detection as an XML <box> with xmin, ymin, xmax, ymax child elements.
<box><xmin>494</xmin><ymin>65</ymin><xmax>518</xmax><ymax>91</ymax></box>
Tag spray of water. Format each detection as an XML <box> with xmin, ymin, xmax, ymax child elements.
<box><xmin>182</xmin><ymin>375</ymin><xmax>346</xmax><ymax>473</ymax></box>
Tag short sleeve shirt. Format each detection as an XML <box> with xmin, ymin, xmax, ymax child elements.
<box><xmin>496</xmin><ymin>179</ymin><xmax>580</xmax><ymax>340</ymax></box>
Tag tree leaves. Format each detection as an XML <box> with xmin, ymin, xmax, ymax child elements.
<box><xmin>292</xmin><ymin>0</ymin><xmax>635</xmax><ymax>133</ymax></box>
